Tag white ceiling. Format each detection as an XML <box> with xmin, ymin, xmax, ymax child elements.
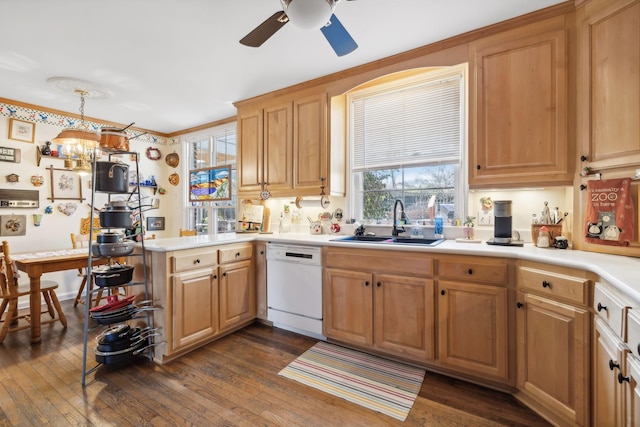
<box><xmin>0</xmin><ymin>0</ymin><xmax>566</xmax><ymax>134</ymax></box>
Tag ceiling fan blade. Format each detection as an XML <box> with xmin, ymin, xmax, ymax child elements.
<box><xmin>240</xmin><ymin>11</ymin><xmax>289</xmax><ymax>47</ymax></box>
<box><xmin>320</xmin><ymin>14</ymin><xmax>358</xmax><ymax>57</ymax></box>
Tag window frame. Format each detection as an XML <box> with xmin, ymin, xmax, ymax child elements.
<box><xmin>184</xmin><ymin>121</ymin><xmax>237</xmax><ymax>235</ymax></box>
<box><xmin>345</xmin><ymin>65</ymin><xmax>469</xmax><ymax>224</ymax></box>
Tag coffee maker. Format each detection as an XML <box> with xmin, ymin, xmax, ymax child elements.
<box><xmin>493</xmin><ymin>200</ymin><xmax>512</xmax><ymax>244</ymax></box>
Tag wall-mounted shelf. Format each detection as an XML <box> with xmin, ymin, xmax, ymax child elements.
<box><xmin>129</xmin><ymin>183</ymin><xmax>158</xmax><ymax>195</ymax></box>
<box><xmin>36</xmin><ymin>150</ymin><xmax>69</xmax><ymax>167</ymax></box>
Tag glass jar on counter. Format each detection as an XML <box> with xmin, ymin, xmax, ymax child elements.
<box><xmin>536</xmin><ymin>226</ymin><xmax>550</xmax><ymax>248</ymax></box>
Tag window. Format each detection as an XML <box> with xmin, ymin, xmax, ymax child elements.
<box><xmin>186</xmin><ymin>122</ymin><xmax>237</xmax><ymax>234</ymax></box>
<box><xmin>347</xmin><ymin>65</ymin><xmax>467</xmax><ymax>225</ymax></box>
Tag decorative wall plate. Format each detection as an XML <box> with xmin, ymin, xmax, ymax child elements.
<box><xmin>165</xmin><ymin>152</ymin><xmax>179</xmax><ymax>168</ymax></box>
<box><xmin>146</xmin><ymin>147</ymin><xmax>161</xmax><ymax>160</ymax></box>
<box><xmin>168</xmin><ymin>173</ymin><xmax>179</xmax><ymax>186</ymax></box>
<box><xmin>6</xmin><ymin>173</ymin><xmax>19</xmax><ymax>183</ymax></box>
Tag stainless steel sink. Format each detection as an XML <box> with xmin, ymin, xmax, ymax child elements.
<box><xmin>332</xmin><ymin>235</ymin><xmax>444</xmax><ymax>246</ymax></box>
<box><xmin>392</xmin><ymin>237</ymin><xmax>445</xmax><ymax>246</ymax></box>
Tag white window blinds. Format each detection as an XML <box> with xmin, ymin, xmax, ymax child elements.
<box><xmin>351</xmin><ymin>74</ymin><xmax>462</xmax><ymax>171</ymax></box>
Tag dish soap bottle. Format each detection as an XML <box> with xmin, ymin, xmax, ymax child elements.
<box><xmin>434</xmin><ymin>214</ymin><xmax>444</xmax><ymax>239</ymax></box>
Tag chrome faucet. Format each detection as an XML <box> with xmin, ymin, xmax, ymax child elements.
<box><xmin>392</xmin><ymin>199</ymin><xmax>407</xmax><ymax>237</ymax></box>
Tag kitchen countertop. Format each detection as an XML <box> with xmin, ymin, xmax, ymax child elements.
<box><xmin>144</xmin><ymin>232</ymin><xmax>640</xmax><ymax>305</ymax></box>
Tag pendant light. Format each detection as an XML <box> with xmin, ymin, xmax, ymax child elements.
<box><xmin>48</xmin><ymin>77</ymin><xmax>111</xmax><ymax>176</ymax></box>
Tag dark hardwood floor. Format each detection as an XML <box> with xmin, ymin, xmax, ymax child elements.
<box><xmin>0</xmin><ymin>300</ymin><xmax>551</xmax><ymax>426</ymax></box>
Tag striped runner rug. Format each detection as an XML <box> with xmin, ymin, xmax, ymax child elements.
<box><xmin>278</xmin><ymin>341</ymin><xmax>426</xmax><ymax>421</ymax></box>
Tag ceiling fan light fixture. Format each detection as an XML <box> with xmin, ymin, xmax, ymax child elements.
<box><xmin>283</xmin><ymin>0</ymin><xmax>334</xmax><ymax>30</ymax></box>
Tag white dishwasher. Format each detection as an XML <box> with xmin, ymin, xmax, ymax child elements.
<box><xmin>266</xmin><ymin>243</ymin><xmax>325</xmax><ymax>340</ymax></box>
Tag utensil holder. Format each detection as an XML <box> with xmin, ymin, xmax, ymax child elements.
<box><xmin>309</xmin><ymin>221</ymin><xmax>322</xmax><ymax>235</ymax></box>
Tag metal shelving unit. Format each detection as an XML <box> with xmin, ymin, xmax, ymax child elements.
<box><xmin>80</xmin><ymin>149</ymin><xmax>156</xmax><ymax>385</ymax></box>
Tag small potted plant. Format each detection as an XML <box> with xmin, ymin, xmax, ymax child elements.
<box><xmin>463</xmin><ymin>216</ymin><xmax>475</xmax><ymax>240</ymax></box>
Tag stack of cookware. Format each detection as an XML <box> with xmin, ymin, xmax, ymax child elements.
<box><xmin>94</xmin><ymin>324</ymin><xmax>158</xmax><ymax>365</ymax></box>
<box><xmin>82</xmin><ymin>153</ymin><xmax>157</xmax><ymax>382</ymax></box>
<box><xmin>89</xmin><ymin>295</ymin><xmax>153</xmax><ymax>324</ymax></box>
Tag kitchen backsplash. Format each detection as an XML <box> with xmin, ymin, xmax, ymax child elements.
<box><xmin>265</xmin><ymin>186</ymin><xmax>574</xmax><ymax>243</ymax></box>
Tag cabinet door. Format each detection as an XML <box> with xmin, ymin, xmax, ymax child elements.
<box><xmin>373</xmin><ymin>274</ymin><xmax>435</xmax><ymax>361</ymax></box>
<box><xmin>323</xmin><ymin>268</ymin><xmax>373</xmax><ymax>346</ymax></box>
<box><xmin>293</xmin><ymin>93</ymin><xmax>327</xmax><ymax>194</ymax></box>
<box><xmin>625</xmin><ymin>355</ymin><xmax>640</xmax><ymax>427</ymax></box>
<box><xmin>237</xmin><ymin>108</ymin><xmax>263</xmax><ymax>193</ymax></box>
<box><xmin>516</xmin><ymin>292</ymin><xmax>590</xmax><ymax>426</ymax></box>
<box><xmin>577</xmin><ymin>0</ymin><xmax>640</xmax><ymax>171</ymax></box>
<box><xmin>255</xmin><ymin>243</ymin><xmax>267</xmax><ymax>320</ymax></box>
<box><xmin>594</xmin><ymin>316</ymin><xmax>627</xmax><ymax>427</ymax></box>
<box><xmin>263</xmin><ymin>101</ymin><xmax>293</xmax><ymax>195</ymax></box>
<box><xmin>219</xmin><ymin>260</ymin><xmax>255</xmax><ymax>331</ymax></box>
<box><xmin>468</xmin><ymin>16</ymin><xmax>571</xmax><ymax>188</ymax></box>
<box><xmin>438</xmin><ymin>280</ymin><xmax>508</xmax><ymax>381</ymax></box>
<box><xmin>171</xmin><ymin>268</ymin><xmax>218</xmax><ymax>351</ymax></box>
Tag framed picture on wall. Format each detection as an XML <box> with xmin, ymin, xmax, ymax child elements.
<box><xmin>147</xmin><ymin>216</ymin><xmax>165</xmax><ymax>231</ymax></box>
<box><xmin>8</xmin><ymin>118</ymin><xmax>35</xmax><ymax>143</ymax></box>
<box><xmin>47</xmin><ymin>166</ymin><xmax>84</xmax><ymax>201</ymax></box>
<box><xmin>188</xmin><ymin>165</ymin><xmax>231</xmax><ymax>202</ymax></box>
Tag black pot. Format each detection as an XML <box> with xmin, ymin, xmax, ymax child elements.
<box><xmin>91</xmin><ymin>241</ymin><xmax>134</xmax><ymax>258</ymax></box>
<box><xmin>95</xmin><ymin>161</ymin><xmax>129</xmax><ymax>193</ymax></box>
<box><xmin>93</xmin><ymin>264</ymin><xmax>134</xmax><ymax>287</ymax></box>
<box><xmin>94</xmin><ymin>339</ymin><xmax>148</xmax><ymax>365</ymax></box>
<box><xmin>96</xmin><ymin>232</ymin><xmax>125</xmax><ymax>244</ymax></box>
<box><xmin>99</xmin><ymin>204</ymin><xmax>133</xmax><ymax>228</ymax></box>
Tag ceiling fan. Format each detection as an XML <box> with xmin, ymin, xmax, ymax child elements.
<box><xmin>240</xmin><ymin>0</ymin><xmax>358</xmax><ymax>57</ymax></box>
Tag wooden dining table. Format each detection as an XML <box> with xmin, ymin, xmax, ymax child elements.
<box><xmin>13</xmin><ymin>248</ymin><xmax>106</xmax><ymax>343</ymax></box>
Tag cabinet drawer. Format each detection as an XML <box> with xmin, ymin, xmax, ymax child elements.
<box><xmin>593</xmin><ymin>282</ymin><xmax>628</xmax><ymax>340</ymax></box>
<box><xmin>172</xmin><ymin>250</ymin><xmax>218</xmax><ymax>273</ymax></box>
<box><xmin>219</xmin><ymin>244</ymin><xmax>253</xmax><ymax>264</ymax></box>
<box><xmin>324</xmin><ymin>247</ymin><xmax>434</xmax><ymax>277</ymax></box>
<box><xmin>627</xmin><ymin>309</ymin><xmax>640</xmax><ymax>358</ymax></box>
<box><xmin>438</xmin><ymin>256</ymin><xmax>509</xmax><ymax>285</ymax></box>
<box><xmin>517</xmin><ymin>265</ymin><xmax>590</xmax><ymax>306</ymax></box>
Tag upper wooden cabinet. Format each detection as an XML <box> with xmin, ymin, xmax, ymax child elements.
<box><xmin>237</xmin><ymin>101</ymin><xmax>292</xmax><ymax>196</ymax></box>
<box><xmin>236</xmin><ymin>92</ymin><xmax>332</xmax><ymax>198</ymax></box>
<box><xmin>468</xmin><ymin>16</ymin><xmax>572</xmax><ymax>188</ymax></box>
<box><xmin>576</xmin><ymin>0</ymin><xmax>640</xmax><ymax>171</ymax></box>
<box><xmin>293</xmin><ymin>94</ymin><xmax>328</xmax><ymax>192</ymax></box>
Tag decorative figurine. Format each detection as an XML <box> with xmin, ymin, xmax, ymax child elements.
<box><xmin>30</xmin><ymin>175</ymin><xmax>44</xmax><ymax>186</ymax></box>
<box><xmin>41</xmin><ymin>141</ymin><xmax>52</xmax><ymax>155</ymax></box>
<box><xmin>541</xmin><ymin>201</ymin><xmax>552</xmax><ymax>224</ymax></box>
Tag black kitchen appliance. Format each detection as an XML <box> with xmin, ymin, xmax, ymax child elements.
<box><xmin>493</xmin><ymin>200</ymin><xmax>513</xmax><ymax>244</ymax></box>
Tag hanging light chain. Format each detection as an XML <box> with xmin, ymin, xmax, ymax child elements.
<box><xmin>76</xmin><ymin>89</ymin><xmax>88</xmax><ymax>129</ymax></box>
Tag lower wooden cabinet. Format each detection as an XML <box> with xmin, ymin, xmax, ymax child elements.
<box><xmin>437</xmin><ymin>280</ymin><xmax>508</xmax><ymax>382</ymax></box>
<box><xmin>324</xmin><ymin>268</ymin><xmax>435</xmax><ymax>361</ymax></box>
<box><xmin>624</xmin><ymin>354</ymin><xmax>640</xmax><ymax>426</ymax></box>
<box><xmin>324</xmin><ymin>268</ymin><xmax>373</xmax><ymax>347</ymax></box>
<box><xmin>516</xmin><ymin>292</ymin><xmax>590</xmax><ymax>426</ymax></box>
<box><xmin>514</xmin><ymin>261</ymin><xmax>592</xmax><ymax>426</ymax></box>
<box><xmin>150</xmin><ymin>242</ymin><xmax>255</xmax><ymax>363</ymax></box>
<box><xmin>374</xmin><ymin>274</ymin><xmax>435</xmax><ymax>360</ymax></box>
<box><xmin>172</xmin><ymin>267</ymin><xmax>218</xmax><ymax>350</ymax></box>
<box><xmin>219</xmin><ymin>259</ymin><xmax>255</xmax><ymax>331</ymax></box>
<box><xmin>594</xmin><ymin>316</ymin><xmax>628</xmax><ymax>426</ymax></box>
